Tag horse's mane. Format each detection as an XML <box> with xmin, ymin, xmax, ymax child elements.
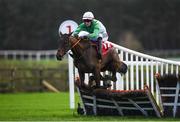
<box><xmin>70</xmin><ymin>36</ymin><xmax>97</xmax><ymax>48</ymax></box>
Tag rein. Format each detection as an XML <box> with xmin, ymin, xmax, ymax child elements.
<box><xmin>69</xmin><ymin>37</ymin><xmax>81</xmax><ymax>50</ymax></box>
<box><xmin>69</xmin><ymin>37</ymin><xmax>92</xmax><ymax>60</ymax></box>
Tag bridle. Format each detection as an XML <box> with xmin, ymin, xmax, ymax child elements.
<box><xmin>68</xmin><ymin>36</ymin><xmax>91</xmax><ymax>60</ymax></box>
<box><xmin>69</xmin><ymin>36</ymin><xmax>81</xmax><ymax>50</ymax></box>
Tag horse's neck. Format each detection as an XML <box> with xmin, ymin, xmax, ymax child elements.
<box><xmin>70</xmin><ymin>38</ymin><xmax>94</xmax><ymax>60</ymax></box>
<box><xmin>69</xmin><ymin>38</ymin><xmax>84</xmax><ymax>59</ymax></box>
<box><xmin>71</xmin><ymin>43</ymin><xmax>87</xmax><ymax>58</ymax></box>
<box><xmin>79</xmin><ymin>39</ymin><xmax>97</xmax><ymax>49</ymax></box>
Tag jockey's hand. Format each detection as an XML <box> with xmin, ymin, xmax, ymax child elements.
<box><xmin>74</xmin><ymin>34</ymin><xmax>79</xmax><ymax>39</ymax></box>
<box><xmin>82</xmin><ymin>36</ymin><xmax>89</xmax><ymax>40</ymax></box>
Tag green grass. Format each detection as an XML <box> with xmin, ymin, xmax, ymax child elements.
<box><xmin>0</xmin><ymin>92</ymin><xmax>180</xmax><ymax>121</ymax></box>
<box><xmin>0</xmin><ymin>59</ymin><xmax>179</xmax><ymax>121</ymax></box>
<box><xmin>0</xmin><ymin>92</ymin><xmax>74</xmax><ymax>121</ymax></box>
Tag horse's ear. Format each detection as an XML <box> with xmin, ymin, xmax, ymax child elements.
<box><xmin>68</xmin><ymin>32</ymin><xmax>73</xmax><ymax>36</ymax></box>
<box><xmin>59</xmin><ymin>32</ymin><xmax>63</xmax><ymax>37</ymax></box>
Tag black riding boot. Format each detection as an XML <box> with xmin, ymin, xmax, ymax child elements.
<box><xmin>97</xmin><ymin>37</ymin><xmax>102</xmax><ymax>60</ymax></box>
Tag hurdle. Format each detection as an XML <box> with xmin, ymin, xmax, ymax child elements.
<box><xmin>68</xmin><ymin>41</ymin><xmax>180</xmax><ymax>117</ymax></box>
<box><xmin>76</xmin><ymin>82</ymin><xmax>162</xmax><ymax>117</ymax></box>
<box><xmin>156</xmin><ymin>74</ymin><xmax>180</xmax><ymax>117</ymax></box>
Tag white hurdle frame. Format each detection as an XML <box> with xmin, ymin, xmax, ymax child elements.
<box><xmin>68</xmin><ymin>41</ymin><xmax>180</xmax><ymax>109</ymax></box>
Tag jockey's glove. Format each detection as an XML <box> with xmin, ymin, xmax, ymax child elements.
<box><xmin>82</xmin><ymin>36</ymin><xmax>89</xmax><ymax>40</ymax></box>
<box><xmin>73</xmin><ymin>34</ymin><xmax>79</xmax><ymax>38</ymax></box>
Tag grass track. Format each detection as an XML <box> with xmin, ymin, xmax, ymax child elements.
<box><xmin>0</xmin><ymin>92</ymin><xmax>179</xmax><ymax>121</ymax></box>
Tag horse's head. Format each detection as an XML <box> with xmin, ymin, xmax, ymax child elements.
<box><xmin>56</xmin><ymin>32</ymin><xmax>72</xmax><ymax>60</ymax></box>
<box><xmin>57</xmin><ymin>32</ymin><xmax>88</xmax><ymax>60</ymax></box>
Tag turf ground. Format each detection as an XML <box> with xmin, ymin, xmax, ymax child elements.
<box><xmin>0</xmin><ymin>92</ymin><xmax>180</xmax><ymax>121</ymax></box>
<box><xmin>0</xmin><ymin>92</ymin><xmax>179</xmax><ymax>121</ymax></box>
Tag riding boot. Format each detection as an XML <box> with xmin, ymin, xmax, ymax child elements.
<box><xmin>97</xmin><ymin>37</ymin><xmax>102</xmax><ymax>61</ymax></box>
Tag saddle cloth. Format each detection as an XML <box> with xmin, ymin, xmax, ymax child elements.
<box><xmin>102</xmin><ymin>41</ymin><xmax>113</xmax><ymax>55</ymax></box>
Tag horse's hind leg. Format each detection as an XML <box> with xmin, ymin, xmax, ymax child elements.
<box><xmin>110</xmin><ymin>49</ymin><xmax>127</xmax><ymax>75</ymax></box>
<box><xmin>112</xmin><ymin>71</ymin><xmax>117</xmax><ymax>82</ymax></box>
<box><xmin>118</xmin><ymin>62</ymin><xmax>128</xmax><ymax>74</ymax></box>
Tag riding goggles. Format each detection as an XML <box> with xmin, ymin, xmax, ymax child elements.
<box><xmin>83</xmin><ymin>19</ymin><xmax>92</xmax><ymax>22</ymax></box>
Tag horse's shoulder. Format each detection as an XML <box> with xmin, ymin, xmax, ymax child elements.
<box><xmin>90</xmin><ymin>41</ymin><xmax>97</xmax><ymax>47</ymax></box>
<box><xmin>81</xmin><ymin>38</ymin><xmax>90</xmax><ymax>42</ymax></box>
<box><xmin>80</xmin><ymin>38</ymin><xmax>96</xmax><ymax>47</ymax></box>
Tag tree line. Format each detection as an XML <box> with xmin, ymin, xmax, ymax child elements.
<box><xmin>0</xmin><ymin>0</ymin><xmax>180</xmax><ymax>51</ymax></box>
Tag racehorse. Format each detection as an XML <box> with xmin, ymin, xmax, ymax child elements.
<box><xmin>56</xmin><ymin>32</ymin><xmax>127</xmax><ymax>88</ymax></box>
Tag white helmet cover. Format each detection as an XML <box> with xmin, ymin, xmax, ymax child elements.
<box><xmin>82</xmin><ymin>11</ymin><xmax>94</xmax><ymax>20</ymax></box>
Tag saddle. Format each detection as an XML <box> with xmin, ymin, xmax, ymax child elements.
<box><xmin>91</xmin><ymin>41</ymin><xmax>113</xmax><ymax>56</ymax></box>
<box><xmin>102</xmin><ymin>41</ymin><xmax>113</xmax><ymax>55</ymax></box>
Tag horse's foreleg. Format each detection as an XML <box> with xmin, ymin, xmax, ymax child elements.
<box><xmin>94</xmin><ymin>69</ymin><xmax>101</xmax><ymax>87</ymax></box>
<box><xmin>79</xmin><ymin>71</ymin><xmax>85</xmax><ymax>87</ymax></box>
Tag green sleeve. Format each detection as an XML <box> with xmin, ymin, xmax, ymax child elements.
<box><xmin>73</xmin><ymin>23</ymin><xmax>84</xmax><ymax>35</ymax></box>
<box><xmin>88</xmin><ymin>24</ymin><xmax>100</xmax><ymax>40</ymax></box>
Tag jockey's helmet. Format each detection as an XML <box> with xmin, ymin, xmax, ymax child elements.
<box><xmin>82</xmin><ymin>12</ymin><xmax>94</xmax><ymax>20</ymax></box>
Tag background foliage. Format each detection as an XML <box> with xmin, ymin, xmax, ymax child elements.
<box><xmin>0</xmin><ymin>0</ymin><xmax>180</xmax><ymax>51</ymax></box>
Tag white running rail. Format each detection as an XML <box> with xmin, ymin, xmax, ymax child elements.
<box><xmin>0</xmin><ymin>50</ymin><xmax>57</xmax><ymax>60</ymax></box>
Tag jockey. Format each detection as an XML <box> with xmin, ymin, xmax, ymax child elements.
<box><xmin>72</xmin><ymin>11</ymin><xmax>108</xmax><ymax>61</ymax></box>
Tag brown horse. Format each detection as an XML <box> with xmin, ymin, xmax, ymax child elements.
<box><xmin>56</xmin><ymin>32</ymin><xmax>127</xmax><ymax>88</ymax></box>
